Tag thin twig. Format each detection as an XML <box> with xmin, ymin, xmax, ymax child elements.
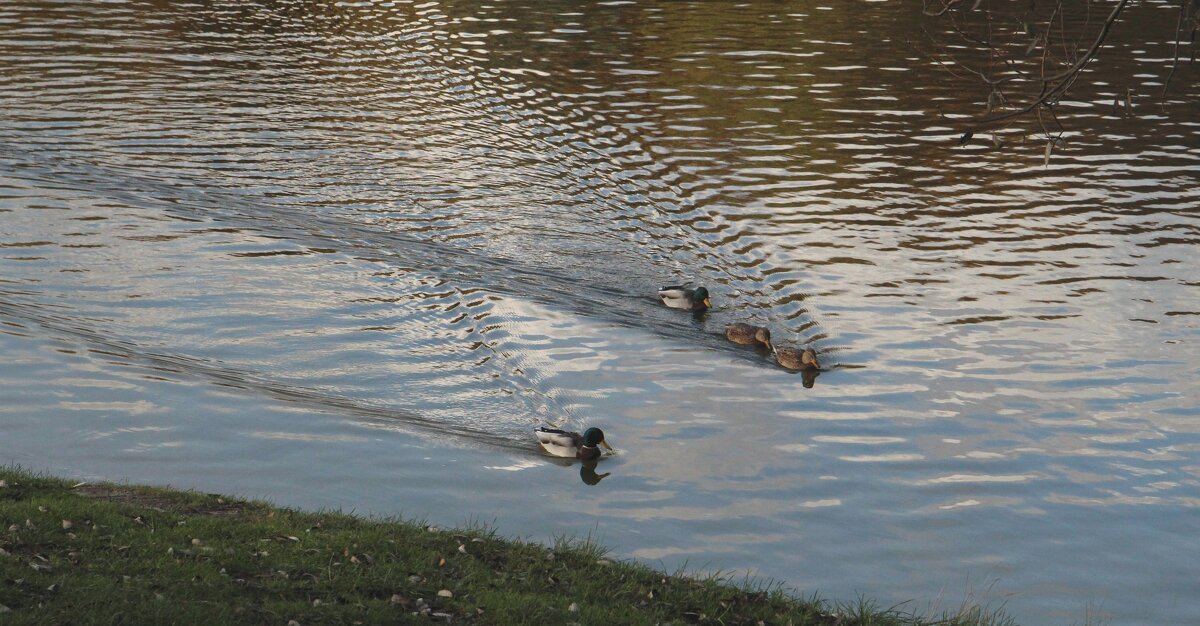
<box><xmin>1057</xmin><ymin>1</ymin><xmax>1072</xmax><ymax>66</ymax></box>
<box><xmin>924</xmin><ymin>0</ymin><xmax>966</xmax><ymax>18</ymax></box>
<box><xmin>1162</xmin><ymin>0</ymin><xmax>1186</xmax><ymax>97</ymax></box>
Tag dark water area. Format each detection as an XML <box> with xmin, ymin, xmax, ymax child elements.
<box><xmin>2</xmin><ymin>1</ymin><xmax>1198</xmax><ymax>623</ymax></box>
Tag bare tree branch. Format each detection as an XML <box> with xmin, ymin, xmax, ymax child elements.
<box><xmin>961</xmin><ymin>0</ymin><xmax>1130</xmax><ymax>132</ymax></box>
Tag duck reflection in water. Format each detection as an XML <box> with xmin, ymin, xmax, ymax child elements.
<box><xmin>579</xmin><ymin>459</ymin><xmax>611</xmax><ymax>485</ymax></box>
<box><xmin>540</xmin><ymin>453</ymin><xmax>613</xmax><ymax>485</ymax></box>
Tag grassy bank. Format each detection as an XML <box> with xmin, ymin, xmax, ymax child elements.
<box><xmin>0</xmin><ymin>467</ymin><xmax>1012</xmax><ymax>625</ymax></box>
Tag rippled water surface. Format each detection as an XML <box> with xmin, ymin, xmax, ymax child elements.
<box><xmin>2</xmin><ymin>1</ymin><xmax>1198</xmax><ymax>623</ymax></box>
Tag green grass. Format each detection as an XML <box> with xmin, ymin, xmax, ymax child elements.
<box><xmin>0</xmin><ymin>467</ymin><xmax>1015</xmax><ymax>625</ymax></box>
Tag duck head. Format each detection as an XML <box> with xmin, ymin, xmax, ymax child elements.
<box><xmin>582</xmin><ymin>427</ymin><xmax>614</xmax><ymax>452</ymax></box>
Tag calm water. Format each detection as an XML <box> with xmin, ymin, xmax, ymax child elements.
<box><xmin>2</xmin><ymin>1</ymin><xmax>1198</xmax><ymax>623</ymax></box>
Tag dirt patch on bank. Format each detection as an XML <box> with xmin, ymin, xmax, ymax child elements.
<box><xmin>72</xmin><ymin>483</ymin><xmax>257</xmax><ymax>517</ymax></box>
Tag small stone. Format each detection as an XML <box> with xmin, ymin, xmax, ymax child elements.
<box><xmin>312</xmin><ymin>599</ymin><xmax>321</xmax><ymax>607</ymax></box>
<box><xmin>288</xmin><ymin>621</ymin><xmax>300</xmax><ymax>626</ymax></box>
<box><xmin>191</xmin><ymin>538</ymin><xmax>202</xmax><ymax>546</ymax></box>
<box><xmin>0</xmin><ymin>603</ymin><xmax>10</xmax><ymax>613</ymax></box>
<box><xmin>408</xmin><ymin>575</ymin><xmax>423</xmax><ymax>584</ymax></box>
<box><xmin>38</xmin><ymin>506</ymin><xmax>47</xmax><ymax>513</ymax></box>
<box><xmin>61</xmin><ymin>520</ymin><xmax>72</xmax><ymax>530</ymax></box>
<box><xmin>389</xmin><ymin>594</ymin><xmax>404</xmax><ymax>605</ymax></box>
<box><xmin>457</xmin><ymin>544</ymin><xmax>466</xmax><ymax>554</ymax></box>
<box><xmin>545</xmin><ymin>552</ymin><xmax>556</xmax><ymax>561</ymax></box>
<box><xmin>436</xmin><ymin>589</ymin><xmax>453</xmax><ymax>598</ymax></box>
<box><xmin>568</xmin><ymin>602</ymin><xmax>579</xmax><ymax>612</ymax></box>
<box><xmin>0</xmin><ymin>480</ymin><xmax>8</xmax><ymax>488</ymax></box>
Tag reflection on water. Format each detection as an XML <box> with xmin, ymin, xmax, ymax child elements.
<box><xmin>541</xmin><ymin>456</ymin><xmax>612</xmax><ymax>486</ymax></box>
<box><xmin>1</xmin><ymin>1</ymin><xmax>1198</xmax><ymax>624</ymax></box>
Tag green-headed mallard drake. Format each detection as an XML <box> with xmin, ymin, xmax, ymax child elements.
<box><xmin>725</xmin><ymin>323</ymin><xmax>772</xmax><ymax>348</ymax></box>
<box><xmin>535</xmin><ymin>426</ymin><xmax>613</xmax><ymax>460</ymax></box>
<box><xmin>775</xmin><ymin>346</ymin><xmax>820</xmax><ymax>371</ymax></box>
<box><xmin>658</xmin><ymin>285</ymin><xmax>710</xmax><ymax>311</ymax></box>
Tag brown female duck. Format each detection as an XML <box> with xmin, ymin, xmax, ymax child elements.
<box><xmin>725</xmin><ymin>323</ymin><xmax>772</xmax><ymax>348</ymax></box>
<box><xmin>775</xmin><ymin>346</ymin><xmax>820</xmax><ymax>371</ymax></box>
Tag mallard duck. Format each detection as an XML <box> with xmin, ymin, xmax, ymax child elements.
<box><xmin>658</xmin><ymin>285</ymin><xmax>710</xmax><ymax>311</ymax></box>
<box><xmin>725</xmin><ymin>323</ymin><xmax>772</xmax><ymax>348</ymax></box>
<box><xmin>535</xmin><ymin>426</ymin><xmax>613</xmax><ymax>460</ymax></box>
<box><xmin>775</xmin><ymin>346</ymin><xmax>820</xmax><ymax>370</ymax></box>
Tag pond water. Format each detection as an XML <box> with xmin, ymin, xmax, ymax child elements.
<box><xmin>2</xmin><ymin>1</ymin><xmax>1198</xmax><ymax>623</ymax></box>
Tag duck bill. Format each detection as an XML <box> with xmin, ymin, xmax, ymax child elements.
<box><xmin>702</xmin><ymin>298</ymin><xmax>711</xmax><ymax>309</ymax></box>
<box><xmin>600</xmin><ymin>440</ymin><xmax>614</xmax><ymax>452</ymax></box>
